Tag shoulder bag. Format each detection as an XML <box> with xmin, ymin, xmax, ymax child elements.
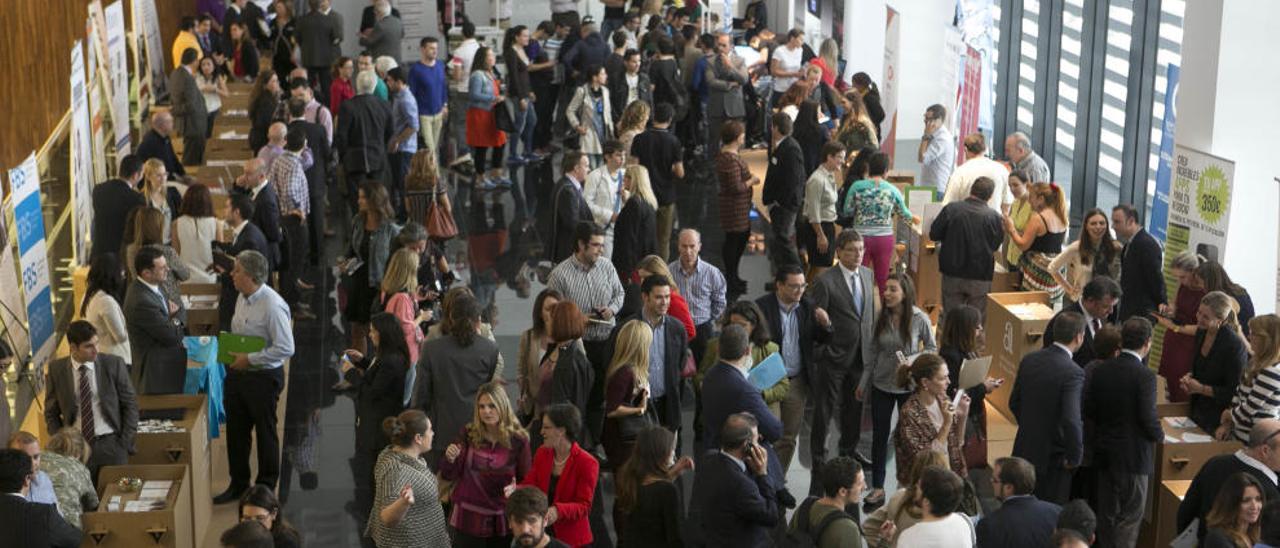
<box><xmin>426</xmin><ymin>190</ymin><xmax>458</xmax><ymax>242</ymax></box>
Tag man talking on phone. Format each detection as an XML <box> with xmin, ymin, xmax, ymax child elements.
<box><xmin>691</xmin><ymin>411</ymin><xmax>778</xmax><ymax>547</ymax></box>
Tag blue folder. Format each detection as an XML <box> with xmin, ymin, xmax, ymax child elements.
<box><xmin>748</xmin><ymin>352</ymin><xmax>787</xmax><ymax>391</ymax></box>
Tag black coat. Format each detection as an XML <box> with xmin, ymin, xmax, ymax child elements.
<box><xmin>334</xmin><ymin>94</ymin><xmax>393</xmax><ymax>174</ymax></box>
<box><xmin>689</xmin><ymin>451</ymin><xmax>778</xmax><ymax>548</ymax></box>
<box><xmin>123</xmin><ymin>279</ymin><xmax>187</xmax><ymax>395</ymax></box>
<box><xmin>248</xmin><ymin>94</ymin><xmax>280</xmax><ymax>153</ymax></box>
<box><xmin>91</xmin><ymin>178</ymin><xmax>146</xmax><ymax>260</ymax></box>
<box><xmin>1042</xmin><ymin>302</ymin><xmax>1101</xmax><ymax>367</ymax></box>
<box><xmin>549</xmin><ymin>178</ymin><xmax>595</xmax><ymax>263</ymax></box>
<box><xmin>610</xmin><ymin>313</ymin><xmax>687</xmax><ymax>430</ymax></box>
<box><xmin>611</xmin><ymin>196</ymin><xmax>657</xmax><ymax>276</ymax></box>
<box><xmin>347</xmin><ymin>350</ymin><xmax>408</xmax><ymax>453</ymax></box>
<box><xmin>233</xmin><ymin>183</ymin><xmax>282</xmax><ymax>269</ymax></box>
<box><xmin>761</xmin><ymin>136</ymin><xmax>805</xmax><ymax>211</ymax></box>
<box><xmin>288</xmin><ymin>118</ymin><xmax>331</xmax><ymax>189</ymax></box>
<box><xmin>1118</xmin><ymin>228</ymin><xmax>1167</xmax><ymax>321</ymax></box>
<box><xmin>1188</xmin><ymin>327</ymin><xmax>1247</xmax><ymax>433</ymax></box>
<box><xmin>974</xmin><ymin>495</ymin><xmax>1061</xmax><ymax>548</ymax></box>
<box><xmin>0</xmin><ymin>495</ymin><xmax>80</xmax><ymax>548</ymax></box>
<box><xmin>135</xmin><ymin>129</ymin><xmax>186</xmax><ymax>178</ymax></box>
<box><xmin>217</xmin><ymin>222</ymin><xmax>271</xmax><ymax>331</ymax></box>
<box><xmin>1010</xmin><ymin>345</ymin><xmax>1085</xmax><ymax>469</ymax></box>
<box><xmin>754</xmin><ymin>293</ymin><xmax>829</xmax><ymax>383</ymax></box>
<box><xmin>1084</xmin><ymin>352</ymin><xmax>1162</xmax><ymax>474</ymax></box>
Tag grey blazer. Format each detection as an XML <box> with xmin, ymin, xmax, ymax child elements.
<box><xmin>359</xmin><ymin>15</ymin><xmax>403</xmax><ymax>64</ymax></box>
<box><xmin>705</xmin><ymin>54</ymin><xmax>748</xmax><ymax>119</ymax></box>
<box><xmin>167</xmin><ymin>67</ymin><xmax>208</xmax><ymax>138</ymax></box>
<box><xmin>295</xmin><ymin>10</ymin><xmax>343</xmax><ymax>68</ymax></box>
<box><xmin>123</xmin><ymin>280</ymin><xmax>188</xmax><ymax>394</ymax></box>
<box><xmin>44</xmin><ymin>354</ymin><xmax>139</xmax><ymax>449</ymax></box>
<box><xmin>807</xmin><ymin>265</ymin><xmax>878</xmax><ymax>371</ymax></box>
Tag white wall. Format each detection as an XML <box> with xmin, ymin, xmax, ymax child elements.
<box><xmin>876</xmin><ymin>0</ymin><xmax>958</xmax><ymax>171</ymax></box>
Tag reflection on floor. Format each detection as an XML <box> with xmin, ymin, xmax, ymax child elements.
<box><xmin>198</xmin><ymin>148</ymin><xmax>1015</xmax><ymax>547</ymax></box>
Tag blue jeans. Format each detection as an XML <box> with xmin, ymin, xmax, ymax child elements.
<box><xmin>871</xmin><ymin>387</ymin><xmax>911</xmax><ymax>488</ymax></box>
<box><xmin>508</xmin><ymin>102</ymin><xmax>537</xmax><ymax>159</ymax></box>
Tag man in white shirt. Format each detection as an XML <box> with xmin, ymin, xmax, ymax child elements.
<box><xmin>943</xmin><ymin>133</ymin><xmax>1012</xmax><ymax>213</ymax></box>
<box><xmin>447</xmin><ymin>21</ymin><xmax>481</xmax><ymax>165</ymax></box>
<box><xmin>917</xmin><ymin>104</ymin><xmax>956</xmax><ymax>196</ymax></box>
<box><xmin>583</xmin><ymin>140</ymin><xmax>627</xmax><ymax>258</ymax></box>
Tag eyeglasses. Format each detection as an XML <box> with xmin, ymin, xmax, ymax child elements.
<box><xmin>783</xmin><ymin>283</ymin><xmax>808</xmax><ymax>290</ymax></box>
<box><xmin>240</xmin><ymin>514</ymin><xmax>271</xmax><ymax>524</ymax></box>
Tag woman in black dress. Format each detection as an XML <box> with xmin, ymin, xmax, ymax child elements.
<box><xmin>341</xmin><ymin>312</ymin><xmax>409</xmax><ymax>519</ymax></box>
<box><xmin>614</xmin><ymin>426</ymin><xmax>694</xmax><ymax>547</ymax></box>
<box><xmin>611</xmin><ymin>165</ymin><xmax>659</xmax><ymax>282</ymax></box>
<box><xmin>1184</xmin><ymin>290</ymin><xmax>1249</xmax><ymax>433</ymax></box>
<box><xmin>268</xmin><ymin>1</ymin><xmax>297</xmax><ymax>77</ymax></box>
<box><xmin>938</xmin><ymin>304</ymin><xmax>1004</xmax><ymax>473</ymax></box>
<box><xmin>792</xmin><ymin>100</ymin><xmax>828</xmax><ymax>177</ymax></box>
<box><xmin>248</xmin><ymin>69</ymin><xmax>282</xmax><ymax>152</ymax></box>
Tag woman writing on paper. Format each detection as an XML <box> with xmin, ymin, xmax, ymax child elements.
<box><xmin>858</xmin><ymin>273</ymin><xmax>937</xmax><ymax>509</ymax></box>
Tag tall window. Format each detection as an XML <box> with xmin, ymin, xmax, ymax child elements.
<box><xmin>1146</xmin><ymin>0</ymin><xmax>1187</xmax><ymax>206</ymax></box>
<box><xmin>1054</xmin><ymin>0</ymin><xmax>1086</xmax><ymax>196</ymax></box>
<box><xmin>1096</xmin><ymin>0</ymin><xmax>1137</xmax><ymax>213</ymax></box>
<box><xmin>1017</xmin><ymin>0</ymin><xmax>1041</xmax><ymax>136</ymax></box>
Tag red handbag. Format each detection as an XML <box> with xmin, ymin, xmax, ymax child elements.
<box><xmin>680</xmin><ymin>349</ymin><xmax>696</xmax><ymax>378</ymax></box>
<box><xmin>426</xmin><ymin>191</ymin><xmax>458</xmax><ymax>242</ymax></box>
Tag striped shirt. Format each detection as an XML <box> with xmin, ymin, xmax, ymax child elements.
<box><xmin>269</xmin><ymin>150</ymin><xmax>310</xmax><ymax>216</ymax></box>
<box><xmin>547</xmin><ymin>254</ymin><xmax>626</xmax><ymax>341</ymax></box>
<box><xmin>1231</xmin><ymin>362</ymin><xmax>1280</xmax><ymax>443</ymax></box>
<box><xmin>668</xmin><ymin>258</ymin><xmax>727</xmax><ymax>326</ymax></box>
<box><xmin>777</xmin><ymin>298</ymin><xmax>802</xmax><ymax>377</ymax></box>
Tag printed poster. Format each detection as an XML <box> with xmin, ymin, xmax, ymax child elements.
<box><xmin>398</xmin><ymin>0</ymin><xmax>438</xmax><ymax>64</ymax></box>
<box><xmin>105</xmin><ymin>1</ymin><xmax>132</xmax><ymax>156</ymax></box>
<box><xmin>72</xmin><ymin>42</ymin><xmax>96</xmax><ymax>265</ymax></box>
<box><xmin>8</xmin><ymin>154</ymin><xmax>56</xmax><ymax>367</ymax></box>
<box><xmin>0</xmin><ymin>170</ymin><xmax>29</xmax><ymax>364</ymax></box>
<box><xmin>957</xmin><ymin>45</ymin><xmax>982</xmax><ymax>163</ymax></box>
<box><xmin>880</xmin><ymin>6</ymin><xmax>900</xmax><ymax>159</ymax></box>
<box><xmin>1149</xmin><ymin>64</ymin><xmax>1180</xmax><ymax>243</ymax></box>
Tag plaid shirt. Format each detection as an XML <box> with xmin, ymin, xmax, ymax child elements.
<box><xmin>668</xmin><ymin>258</ymin><xmax>727</xmax><ymax>325</ymax></box>
<box><xmin>270</xmin><ymin>150</ymin><xmax>310</xmax><ymax>216</ymax></box>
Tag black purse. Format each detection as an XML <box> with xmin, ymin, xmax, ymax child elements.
<box><xmin>494</xmin><ymin>98</ymin><xmax>517</xmax><ymax>133</ymax></box>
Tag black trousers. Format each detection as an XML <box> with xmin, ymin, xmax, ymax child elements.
<box><xmin>87</xmin><ymin>433</ymin><xmax>130</xmax><ymax>485</ymax></box>
<box><xmin>767</xmin><ymin>205</ymin><xmax>801</xmax><ymax>273</ymax></box>
<box><xmin>1034</xmin><ymin>457</ymin><xmax>1075</xmax><ymax>505</ymax></box>
<box><xmin>309</xmin><ymin>66</ymin><xmax>332</xmax><ymax>106</ymax></box>
<box><xmin>225</xmin><ymin>367</ymin><xmax>284</xmax><ymax>489</ymax></box>
<box><xmin>582</xmin><ymin>338</ymin><xmax>612</xmax><ymax>450</ymax></box>
<box><xmin>183</xmin><ymin>132</ymin><xmax>206</xmax><ymax>166</ymax></box>
<box><xmin>809</xmin><ymin>356</ymin><xmax>864</xmax><ymax>469</ymax></box>
<box><xmin>722</xmin><ymin>229</ymin><xmax>750</xmax><ymax>285</ymax></box>
<box><xmin>280</xmin><ymin>215</ymin><xmax>309</xmax><ymax>306</ymax></box>
<box><xmin>306</xmin><ymin>173</ymin><xmax>327</xmax><ymax>266</ymax></box>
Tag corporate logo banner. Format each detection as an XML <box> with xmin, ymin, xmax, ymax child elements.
<box><xmin>7</xmin><ymin>154</ymin><xmax>57</xmax><ymax>367</ymax></box>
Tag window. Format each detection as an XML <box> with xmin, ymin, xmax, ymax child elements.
<box><xmin>1054</xmin><ymin>0</ymin><xmax>1086</xmax><ymax>197</ymax></box>
<box><xmin>1146</xmin><ymin>0</ymin><xmax>1187</xmax><ymax>207</ymax></box>
<box><xmin>1096</xmin><ymin>0</ymin><xmax>1137</xmax><ymax>213</ymax></box>
<box><xmin>1017</xmin><ymin>0</ymin><xmax>1041</xmax><ymax>136</ymax></box>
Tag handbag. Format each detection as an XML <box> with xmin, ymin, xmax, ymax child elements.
<box><xmin>680</xmin><ymin>349</ymin><xmax>697</xmax><ymax>378</ymax></box>
<box><xmin>962</xmin><ymin>412</ymin><xmax>989</xmax><ymax>469</ymax></box>
<box><xmin>426</xmin><ymin>191</ymin><xmax>458</xmax><ymax>242</ymax></box>
<box><xmin>494</xmin><ymin>97</ymin><xmax>517</xmax><ymax>133</ymax></box>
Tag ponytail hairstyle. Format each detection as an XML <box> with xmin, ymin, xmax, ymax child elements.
<box><xmin>898</xmin><ymin>352</ymin><xmax>946</xmax><ymax>390</ymax></box>
<box><xmin>383</xmin><ymin>409</ymin><xmax>431</xmax><ymax>448</ymax></box>
<box><xmin>874</xmin><ymin>273</ymin><xmax>917</xmax><ymax>347</ymax></box>
<box><xmin>1028</xmin><ymin>182</ymin><xmax>1068</xmax><ymax>225</ymax></box>
<box><xmin>1201</xmin><ymin>290</ymin><xmax>1242</xmax><ymax>338</ymax></box>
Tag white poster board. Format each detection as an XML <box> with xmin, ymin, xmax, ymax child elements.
<box><xmin>105</xmin><ymin>1</ymin><xmax>131</xmax><ymax>156</ymax></box>
<box><xmin>880</xmin><ymin>6</ymin><xmax>901</xmax><ymax>159</ymax></box>
<box><xmin>398</xmin><ymin>0</ymin><xmax>439</xmax><ymax>64</ymax></box>
<box><xmin>0</xmin><ymin>166</ymin><xmax>29</xmax><ymax>364</ymax></box>
<box><xmin>72</xmin><ymin>41</ymin><xmax>96</xmax><ymax>265</ymax></box>
<box><xmin>134</xmin><ymin>0</ymin><xmax>167</xmax><ymax>102</ymax></box>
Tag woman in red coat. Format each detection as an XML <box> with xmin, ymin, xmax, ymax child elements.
<box><xmin>520</xmin><ymin>403</ymin><xmax>599</xmax><ymax>547</ymax></box>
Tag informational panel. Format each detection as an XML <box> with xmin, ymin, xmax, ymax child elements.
<box><xmin>0</xmin><ymin>172</ymin><xmax>29</xmax><ymax>363</ymax></box>
<box><xmin>7</xmin><ymin>154</ymin><xmax>56</xmax><ymax>367</ymax></box>
<box><xmin>941</xmin><ymin>27</ymin><xmax>965</xmax><ymax>134</ymax></box>
<box><xmin>85</xmin><ymin>15</ymin><xmax>109</xmax><ymax>182</ymax></box>
<box><xmin>105</xmin><ymin>1</ymin><xmax>132</xmax><ymax>156</ymax></box>
<box><xmin>1149</xmin><ymin>64</ymin><xmax>1180</xmax><ymax>243</ymax></box>
<box><xmin>134</xmin><ymin>0</ymin><xmax>167</xmax><ymax>103</ymax></box>
<box><xmin>956</xmin><ymin>44</ymin><xmax>983</xmax><ymax>160</ymax></box>
<box><xmin>880</xmin><ymin>6</ymin><xmax>900</xmax><ymax>159</ymax></box>
<box><xmin>398</xmin><ymin>0</ymin><xmax>439</xmax><ymax>64</ymax></box>
<box><xmin>72</xmin><ymin>42</ymin><xmax>96</xmax><ymax>265</ymax></box>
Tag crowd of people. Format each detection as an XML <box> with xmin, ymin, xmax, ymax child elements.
<box><xmin>1</xmin><ymin>1</ymin><xmax>1277</xmax><ymax>548</ymax></box>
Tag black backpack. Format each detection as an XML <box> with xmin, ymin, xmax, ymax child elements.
<box><xmin>783</xmin><ymin>496</ymin><xmax>856</xmax><ymax>548</ymax></box>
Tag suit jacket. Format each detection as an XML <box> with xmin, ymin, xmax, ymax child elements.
<box><xmin>0</xmin><ymin>495</ymin><xmax>81</xmax><ymax>548</ymax></box>
<box><xmin>807</xmin><ymin>265</ymin><xmax>876</xmax><ymax>371</ymax></box>
<box><xmin>608</xmin><ymin>72</ymin><xmax>652</xmax><ymax>123</ymax></box>
<box><xmin>1010</xmin><ymin>345</ymin><xmax>1085</xmax><ymax>468</ymax></box>
<box><xmin>122</xmin><ymin>279</ymin><xmax>187</xmax><ymax>395</ymax></box>
<box><xmin>1042</xmin><ymin>302</ymin><xmax>1099</xmax><ymax>367</ymax></box>
<box><xmin>359</xmin><ymin>5</ymin><xmax>400</xmax><ymax>33</ymax></box>
<box><xmin>1119</xmin><ymin>228</ymin><xmax>1166</xmax><ymax>321</ymax></box>
<box><xmin>705</xmin><ymin>54</ymin><xmax>748</xmax><ymax>119</ymax></box>
<box><xmin>610</xmin><ymin>313</ymin><xmax>687</xmax><ymax>429</ymax></box>
<box><xmin>346</xmin><ymin>351</ymin><xmax>407</xmax><ymax>450</ymax></box>
<box><xmin>701</xmin><ymin>362</ymin><xmax>782</xmax><ymax>446</ymax></box>
<box><xmin>1085</xmin><ymin>352</ymin><xmax>1162</xmax><ymax>474</ymax></box>
<box><xmin>91</xmin><ymin>179</ymin><xmax>146</xmax><ymax>260</ymax></box>
<box><xmin>334</xmin><ymin>94</ymin><xmax>393</xmax><ymax>173</ymax></box>
<box><xmin>690</xmin><ymin>451</ymin><xmax>778</xmax><ymax>548</ymax></box>
<box><xmin>550</xmin><ymin>178</ymin><xmax>595</xmax><ymax>263</ymax></box>
<box><xmin>217</xmin><ymin>221</ymin><xmax>271</xmax><ymax>330</ymax></box>
<box><xmin>44</xmin><ymin>354</ymin><xmax>139</xmax><ymax>449</ymax></box>
<box><xmin>167</xmin><ymin>66</ymin><xmax>208</xmax><ymax>138</ymax></box>
<box><xmin>762</xmin><ymin>136</ymin><xmax>806</xmax><ymax>211</ymax></box>
<box><xmin>755</xmin><ymin>294</ymin><xmax>830</xmax><ymax>383</ymax></box>
<box><xmin>135</xmin><ymin>129</ymin><xmax>186</xmax><ymax>178</ymax></box>
<box><xmin>248</xmin><ymin>184</ymin><xmax>282</xmax><ymax>268</ymax></box>
<box><xmin>521</xmin><ymin>444</ymin><xmax>599</xmax><ymax>547</ymax></box>
<box><xmin>974</xmin><ymin>495</ymin><xmax>1061</xmax><ymax>548</ymax></box>
<box><xmin>294</xmin><ymin>10</ymin><xmax>342</xmax><ymax>68</ymax></box>
<box><xmin>359</xmin><ymin>15</ymin><xmax>403</xmax><ymax>64</ymax></box>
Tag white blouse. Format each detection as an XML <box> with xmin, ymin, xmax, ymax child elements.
<box><xmin>84</xmin><ymin>291</ymin><xmax>131</xmax><ymax>364</ymax></box>
<box><xmin>174</xmin><ymin>215</ymin><xmax>222</xmax><ymax>284</ymax></box>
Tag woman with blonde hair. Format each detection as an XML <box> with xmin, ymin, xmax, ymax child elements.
<box><xmin>43</xmin><ymin>428</ymin><xmax>98</xmax><ymax>529</ymax></box>
<box><xmin>140</xmin><ymin>158</ymin><xmax>177</xmax><ymax>243</ymax></box>
<box><xmin>812</xmin><ymin>38</ymin><xmax>842</xmax><ymax>88</ymax></box>
<box><xmin>602</xmin><ymin>320</ymin><xmax>654</xmax><ymax>468</ymax></box>
<box><xmin>438</xmin><ymin>381</ymin><xmax>532</xmax><ymax>546</ymax></box>
<box><xmin>1184</xmin><ymin>290</ymin><xmax>1248</xmax><ymax>434</ymax></box>
<box><xmin>1220</xmin><ymin>315</ymin><xmax>1280</xmax><ymax>443</ymax></box>
<box><xmin>380</xmin><ymin>248</ymin><xmax>429</xmax><ymax>405</ymax></box>
<box><xmin>612</xmin><ymin>165</ymin><xmax>659</xmax><ymax>280</ymax></box>
<box><xmin>1004</xmin><ymin>181</ymin><xmax>1068</xmax><ymax>301</ymax></box>
<box><xmin>615</xmin><ymin>101</ymin><xmax>651</xmax><ymax>154</ymax></box>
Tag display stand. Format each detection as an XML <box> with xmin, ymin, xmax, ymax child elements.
<box><xmin>129</xmin><ymin>395</ymin><xmax>210</xmax><ymax>548</ymax></box>
<box><xmin>82</xmin><ymin>464</ymin><xmax>193</xmax><ymax>548</ymax></box>
<box><xmin>983</xmin><ymin>291</ymin><xmax>1055</xmax><ymax>422</ymax></box>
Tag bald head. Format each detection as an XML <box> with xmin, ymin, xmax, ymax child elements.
<box><xmin>267</xmin><ymin>122</ymin><xmax>288</xmax><ymax>145</ymax></box>
<box><xmin>238</xmin><ymin>158</ymin><xmax>267</xmax><ymax>190</ymax></box>
<box><xmin>151</xmin><ymin>111</ymin><xmax>174</xmax><ymax>136</ymax></box>
<box><xmin>677</xmin><ymin>229</ymin><xmax>703</xmax><ymax>269</ymax></box>
<box><xmin>1251</xmin><ymin>419</ymin><xmax>1280</xmax><ymax>448</ymax></box>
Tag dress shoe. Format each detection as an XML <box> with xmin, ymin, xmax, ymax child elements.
<box><xmin>213</xmin><ymin>486</ymin><xmax>246</xmax><ymax>505</ymax></box>
<box><xmin>852</xmin><ymin>450</ymin><xmax>872</xmax><ymax>467</ymax></box>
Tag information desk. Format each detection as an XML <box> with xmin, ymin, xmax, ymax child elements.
<box><xmin>983</xmin><ymin>291</ymin><xmax>1055</xmax><ymax>423</ymax></box>
<box><xmin>181</xmin><ymin>283</ymin><xmax>221</xmax><ymax>336</ymax></box>
<box><xmin>81</xmin><ymin>464</ymin><xmax>193</xmax><ymax>548</ymax></box>
<box><xmin>1155</xmin><ymin>402</ymin><xmax>1241</xmax><ymax>482</ymax></box>
<box><xmin>904</xmin><ymin>227</ymin><xmax>941</xmax><ymax>324</ymax></box>
<box><xmin>1143</xmin><ymin>479</ymin><xmax>1192</xmax><ymax>548</ymax></box>
<box><xmin>130</xmin><ymin>395</ymin><xmax>211</xmax><ymax>548</ymax></box>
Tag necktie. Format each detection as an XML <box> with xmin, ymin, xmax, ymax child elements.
<box><xmin>78</xmin><ymin>364</ymin><xmax>96</xmax><ymax>441</ymax></box>
<box><xmin>851</xmin><ymin>272</ymin><xmax>863</xmax><ymax>317</ymax></box>
<box><xmin>1093</xmin><ymin>318</ymin><xmax>1103</xmax><ymax>334</ymax></box>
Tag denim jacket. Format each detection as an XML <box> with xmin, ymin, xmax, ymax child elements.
<box><xmin>468</xmin><ymin>71</ymin><xmax>499</xmax><ymax>111</ymax></box>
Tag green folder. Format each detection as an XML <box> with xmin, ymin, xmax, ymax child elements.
<box><xmin>218</xmin><ymin>332</ymin><xmax>266</xmax><ymax>366</ymax></box>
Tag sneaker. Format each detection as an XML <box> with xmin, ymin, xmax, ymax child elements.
<box><xmin>506</xmin><ymin>155</ymin><xmax>527</xmax><ymax>167</ymax></box>
<box><xmin>449</xmin><ymin>153</ymin><xmax>473</xmax><ymax>167</ymax></box>
<box><xmin>476</xmin><ymin>177</ymin><xmax>498</xmax><ymax>191</ymax></box>
<box><xmin>524</xmin><ymin>152</ymin><xmax>545</xmax><ymax>163</ymax></box>
<box><xmin>493</xmin><ymin>176</ymin><xmax>514</xmax><ymax>189</ymax></box>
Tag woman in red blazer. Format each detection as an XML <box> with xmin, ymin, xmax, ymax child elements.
<box><xmin>520</xmin><ymin>403</ymin><xmax>599</xmax><ymax>547</ymax></box>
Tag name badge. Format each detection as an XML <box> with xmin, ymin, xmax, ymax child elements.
<box><xmin>771</xmin><ymin>157</ymin><xmax>778</xmax><ymax>165</ymax></box>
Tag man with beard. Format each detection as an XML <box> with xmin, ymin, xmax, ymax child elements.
<box><xmin>507</xmin><ymin>486</ymin><xmax>570</xmax><ymax>547</ymax></box>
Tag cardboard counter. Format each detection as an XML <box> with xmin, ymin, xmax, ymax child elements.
<box><xmin>130</xmin><ymin>395</ymin><xmax>211</xmax><ymax>548</ymax></box>
<box><xmin>1141</xmin><ymin>479</ymin><xmax>1192</xmax><ymax>548</ymax></box>
<box><xmin>984</xmin><ymin>291</ymin><xmax>1055</xmax><ymax>423</ymax></box>
<box><xmin>81</xmin><ymin>464</ymin><xmax>192</xmax><ymax>548</ymax></box>
<box><xmin>1155</xmin><ymin>402</ymin><xmax>1241</xmax><ymax>482</ymax></box>
<box><xmin>181</xmin><ymin>283</ymin><xmax>222</xmax><ymax>336</ymax></box>
<box><xmin>905</xmin><ymin>227</ymin><xmax>942</xmax><ymax>324</ymax></box>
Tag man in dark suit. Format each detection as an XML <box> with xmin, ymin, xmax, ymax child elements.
<box><xmin>0</xmin><ymin>449</ymin><xmax>80</xmax><ymax>548</ymax></box>
<box><xmin>755</xmin><ymin>265</ymin><xmax>830</xmax><ymax>473</ymax></box>
<box><xmin>612</xmin><ymin>274</ymin><xmax>688</xmax><ymax>437</ymax></box>
<box><xmin>762</xmin><ymin>112</ymin><xmax>805</xmax><ymax>271</ymax></box>
<box><xmin>167</xmin><ymin>48</ymin><xmax>209</xmax><ymax>166</ymax></box>
<box><xmin>135</xmin><ymin>111</ymin><xmax>186</xmax><ymax>178</ymax></box>
<box><xmin>295</xmin><ymin>0</ymin><xmax>343</xmax><ymax>102</ymax></box>
<box><xmin>1112</xmin><ymin>204</ymin><xmax>1166</xmax><ymax>321</ymax></box>
<box><xmin>334</xmin><ymin>71</ymin><xmax>393</xmax><ymax>198</ymax></box>
<box><xmin>123</xmin><ymin>246</ymin><xmax>188</xmax><ymax>395</ymax></box>
<box><xmin>91</xmin><ymin>155</ymin><xmax>146</xmax><ymax>261</ymax></box>
<box><xmin>233</xmin><ymin>158</ymin><xmax>282</xmax><ymax>270</ymax></box>
<box><xmin>975</xmin><ymin>456</ymin><xmax>1063</xmax><ymax>548</ymax></box>
<box><xmin>690</xmin><ymin>413</ymin><xmax>778</xmax><ymax>548</ymax></box>
<box><xmin>358</xmin><ymin>0</ymin><xmax>404</xmax><ymax>64</ymax></box>
<box><xmin>44</xmin><ymin>320</ymin><xmax>139</xmax><ymax>482</ymax></box>
<box><xmin>215</xmin><ymin>195</ymin><xmax>271</xmax><ymax>331</ymax></box>
<box><xmin>701</xmin><ymin>324</ymin><xmax>785</xmax><ymax>495</ymax></box>
<box><xmin>806</xmin><ymin>230</ymin><xmax>876</xmax><ymax>479</ymax></box>
<box><xmin>1043</xmin><ymin>276</ymin><xmax>1122</xmax><ymax>367</ymax></box>
<box><xmin>1085</xmin><ymin>317</ymin><xmax>1161</xmax><ymax>548</ymax></box>
<box><xmin>1176</xmin><ymin>418</ymin><xmax>1280</xmax><ymax>536</ymax></box>
<box><xmin>550</xmin><ymin>152</ymin><xmax>596</xmax><ymax>263</ymax></box>
<box><xmin>704</xmin><ymin>32</ymin><xmax>748</xmax><ymax>148</ymax></box>
<box><xmin>286</xmin><ymin>95</ymin><xmax>331</xmax><ymax>267</ymax></box>
<box><xmin>1010</xmin><ymin>310</ymin><xmax>1087</xmax><ymax>504</ymax></box>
